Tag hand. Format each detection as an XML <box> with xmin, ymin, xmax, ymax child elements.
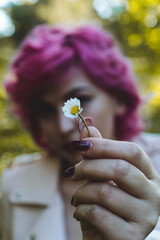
<box><xmin>67</xmin><ymin>125</ymin><xmax>160</xmax><ymax>240</ymax></box>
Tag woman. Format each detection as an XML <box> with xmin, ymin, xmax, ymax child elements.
<box><xmin>1</xmin><ymin>24</ymin><xmax>160</xmax><ymax>240</ymax></box>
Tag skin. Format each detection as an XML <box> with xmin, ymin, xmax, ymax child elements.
<box><xmin>37</xmin><ymin>67</ymin><xmax>160</xmax><ymax>240</ymax></box>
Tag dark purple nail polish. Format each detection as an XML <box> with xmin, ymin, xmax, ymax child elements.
<box><xmin>64</xmin><ymin>166</ymin><xmax>75</xmax><ymax>178</ymax></box>
<box><xmin>71</xmin><ymin>140</ymin><xmax>91</xmax><ymax>151</ymax></box>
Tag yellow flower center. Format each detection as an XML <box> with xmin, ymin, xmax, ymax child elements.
<box><xmin>71</xmin><ymin>106</ymin><xmax>79</xmax><ymax>115</ymax></box>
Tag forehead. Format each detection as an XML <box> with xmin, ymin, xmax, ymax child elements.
<box><xmin>42</xmin><ymin>67</ymin><xmax>98</xmax><ymax>102</ymax></box>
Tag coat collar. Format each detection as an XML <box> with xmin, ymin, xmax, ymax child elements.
<box><xmin>8</xmin><ymin>156</ymin><xmax>61</xmax><ymax>206</ymax></box>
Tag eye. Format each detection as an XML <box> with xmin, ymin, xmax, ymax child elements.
<box><xmin>33</xmin><ymin>100</ymin><xmax>57</xmax><ymax>120</ymax></box>
<box><xmin>77</xmin><ymin>96</ymin><xmax>92</xmax><ymax>106</ymax></box>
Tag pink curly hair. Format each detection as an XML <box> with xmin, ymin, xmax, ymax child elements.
<box><xmin>5</xmin><ymin>24</ymin><xmax>143</xmax><ymax>149</ymax></box>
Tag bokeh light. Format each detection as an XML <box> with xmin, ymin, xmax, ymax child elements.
<box><xmin>93</xmin><ymin>0</ymin><xmax>127</xmax><ymax>20</ymax></box>
<box><xmin>0</xmin><ymin>0</ymin><xmax>10</xmax><ymax>7</ymax></box>
<box><xmin>0</xmin><ymin>0</ymin><xmax>39</xmax><ymax>37</ymax></box>
<box><xmin>128</xmin><ymin>33</ymin><xmax>142</xmax><ymax>47</ymax></box>
<box><xmin>144</xmin><ymin>14</ymin><xmax>158</xmax><ymax>28</ymax></box>
<box><xmin>10</xmin><ymin>0</ymin><xmax>38</xmax><ymax>5</ymax></box>
<box><xmin>145</xmin><ymin>28</ymin><xmax>160</xmax><ymax>51</ymax></box>
<box><xmin>0</xmin><ymin>0</ymin><xmax>38</xmax><ymax>7</ymax></box>
<box><xmin>0</xmin><ymin>10</ymin><xmax>15</xmax><ymax>37</ymax></box>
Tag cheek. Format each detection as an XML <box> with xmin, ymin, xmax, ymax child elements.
<box><xmin>85</xmin><ymin>104</ymin><xmax>116</xmax><ymax>139</ymax></box>
<box><xmin>39</xmin><ymin>121</ymin><xmax>56</xmax><ymax>140</ymax></box>
<box><xmin>84</xmin><ymin>100</ymin><xmax>110</xmax><ymax>122</ymax></box>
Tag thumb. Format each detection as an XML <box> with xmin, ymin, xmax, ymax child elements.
<box><xmin>79</xmin><ymin>117</ymin><xmax>102</xmax><ymax>139</ymax></box>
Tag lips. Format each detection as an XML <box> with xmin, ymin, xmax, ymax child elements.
<box><xmin>50</xmin><ymin>139</ymin><xmax>79</xmax><ymax>156</ymax></box>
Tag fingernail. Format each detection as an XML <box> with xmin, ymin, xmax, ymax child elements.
<box><xmin>71</xmin><ymin>195</ymin><xmax>74</xmax><ymax>205</ymax></box>
<box><xmin>71</xmin><ymin>140</ymin><xmax>91</xmax><ymax>151</ymax></box>
<box><xmin>79</xmin><ymin>117</ymin><xmax>94</xmax><ymax>132</ymax></box>
<box><xmin>64</xmin><ymin>166</ymin><xmax>75</xmax><ymax>178</ymax></box>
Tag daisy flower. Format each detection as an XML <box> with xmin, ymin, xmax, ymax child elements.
<box><xmin>62</xmin><ymin>97</ymin><xmax>83</xmax><ymax>119</ymax></box>
<box><xmin>62</xmin><ymin>97</ymin><xmax>91</xmax><ymax>137</ymax></box>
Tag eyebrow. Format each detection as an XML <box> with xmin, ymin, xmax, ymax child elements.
<box><xmin>63</xmin><ymin>86</ymin><xmax>92</xmax><ymax>100</ymax></box>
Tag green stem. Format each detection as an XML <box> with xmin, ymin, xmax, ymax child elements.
<box><xmin>78</xmin><ymin>113</ymin><xmax>91</xmax><ymax>137</ymax></box>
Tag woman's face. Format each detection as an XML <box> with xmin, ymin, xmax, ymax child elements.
<box><xmin>37</xmin><ymin>67</ymin><xmax>125</xmax><ymax>166</ymax></box>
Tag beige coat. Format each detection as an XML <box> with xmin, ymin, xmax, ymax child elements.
<box><xmin>0</xmin><ymin>155</ymin><xmax>67</xmax><ymax>240</ymax></box>
<box><xmin>0</xmin><ymin>133</ymin><xmax>160</xmax><ymax>240</ymax></box>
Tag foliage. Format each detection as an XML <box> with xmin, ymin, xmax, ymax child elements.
<box><xmin>0</xmin><ymin>0</ymin><xmax>160</xmax><ymax>173</ymax></box>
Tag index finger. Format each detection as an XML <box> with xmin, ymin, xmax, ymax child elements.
<box><xmin>81</xmin><ymin>138</ymin><xmax>156</xmax><ymax>179</ymax></box>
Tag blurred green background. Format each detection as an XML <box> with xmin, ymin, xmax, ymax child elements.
<box><xmin>0</xmin><ymin>0</ymin><xmax>160</xmax><ymax>174</ymax></box>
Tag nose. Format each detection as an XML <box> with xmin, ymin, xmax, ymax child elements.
<box><xmin>57</xmin><ymin>110</ymin><xmax>75</xmax><ymax>135</ymax></box>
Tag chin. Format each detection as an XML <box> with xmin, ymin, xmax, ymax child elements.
<box><xmin>62</xmin><ymin>151</ymin><xmax>82</xmax><ymax>170</ymax></box>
